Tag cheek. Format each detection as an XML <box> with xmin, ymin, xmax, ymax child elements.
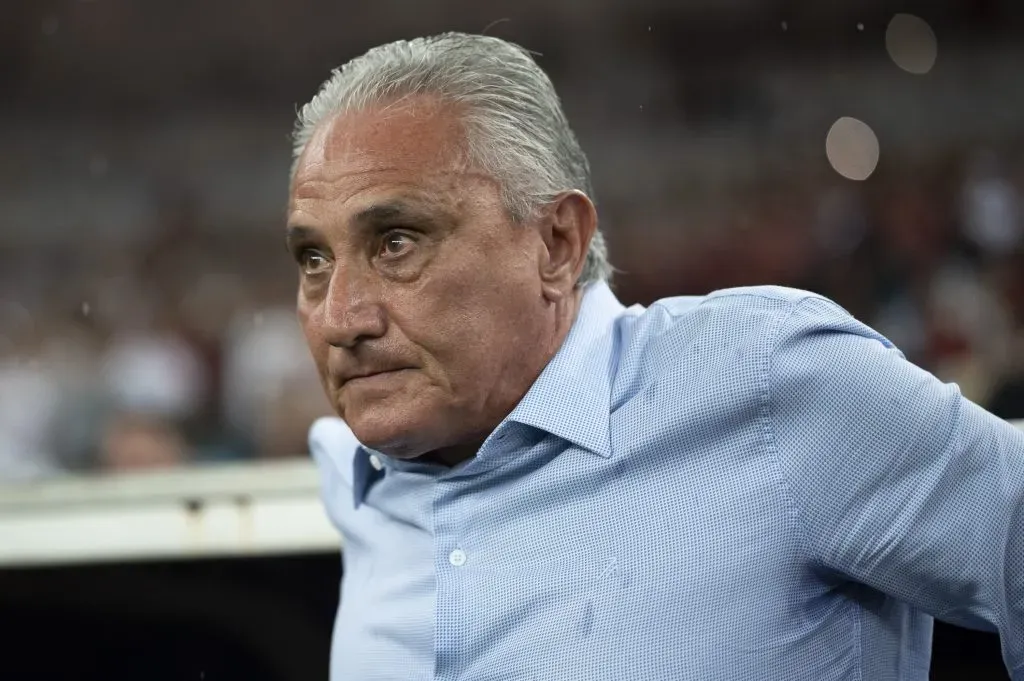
<box><xmin>422</xmin><ymin>279</ymin><xmax>540</xmax><ymax>384</ymax></box>
<box><xmin>388</xmin><ymin>231</ymin><xmax>541</xmax><ymax>387</ymax></box>
<box><xmin>297</xmin><ymin>310</ymin><xmax>328</xmax><ymax>372</ymax></box>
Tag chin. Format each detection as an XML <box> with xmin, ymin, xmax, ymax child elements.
<box><xmin>340</xmin><ymin>401</ymin><xmax>436</xmax><ymax>459</ymax></box>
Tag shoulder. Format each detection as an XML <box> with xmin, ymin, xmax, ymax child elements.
<box><xmin>309</xmin><ymin>416</ymin><xmax>360</xmax><ymax>476</ymax></box>
<box><xmin>624</xmin><ymin>285</ymin><xmax>842</xmax><ymax>366</ymax></box>
<box><xmin>307</xmin><ymin>416</ymin><xmax>361</xmax><ymax>526</ymax></box>
<box><xmin>654</xmin><ymin>284</ymin><xmax>830</xmax><ymax>322</ymax></box>
<box><xmin>671</xmin><ymin>286</ymin><xmax>896</xmax><ymax>375</ymax></box>
<box><xmin>606</xmin><ymin>286</ymin><xmax>844</xmax><ymax>409</ymax></box>
<box><xmin>650</xmin><ymin>284</ymin><xmax>894</xmax><ymax>350</ymax></box>
<box><xmin>308</xmin><ymin>416</ymin><xmax>361</xmax><ymax>485</ymax></box>
<box><xmin>618</xmin><ymin>284</ymin><xmax>902</xmax><ymax>403</ymax></box>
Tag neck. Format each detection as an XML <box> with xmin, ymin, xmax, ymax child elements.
<box><xmin>418</xmin><ymin>286</ymin><xmax>587</xmax><ymax>468</ymax></box>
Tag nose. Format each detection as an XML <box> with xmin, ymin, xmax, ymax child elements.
<box><xmin>319</xmin><ymin>267</ymin><xmax>388</xmax><ymax>349</ymax></box>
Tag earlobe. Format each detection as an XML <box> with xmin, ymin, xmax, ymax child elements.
<box><xmin>538</xmin><ymin>191</ymin><xmax>597</xmax><ymax>298</ymax></box>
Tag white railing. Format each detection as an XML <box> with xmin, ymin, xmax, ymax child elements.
<box><xmin>0</xmin><ymin>420</ymin><xmax>1021</xmax><ymax>569</ymax></box>
<box><xmin>0</xmin><ymin>459</ymin><xmax>337</xmax><ymax>568</ymax></box>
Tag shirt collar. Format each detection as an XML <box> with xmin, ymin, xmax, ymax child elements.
<box><xmin>351</xmin><ymin>445</ymin><xmax>386</xmax><ymax>509</ymax></box>
<box><xmin>506</xmin><ymin>281</ymin><xmax>623</xmax><ymax>458</ymax></box>
<box><xmin>351</xmin><ymin>281</ymin><xmax>625</xmax><ymax>507</ymax></box>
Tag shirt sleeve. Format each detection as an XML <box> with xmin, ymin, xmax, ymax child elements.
<box><xmin>766</xmin><ymin>295</ymin><xmax>1024</xmax><ymax>676</ymax></box>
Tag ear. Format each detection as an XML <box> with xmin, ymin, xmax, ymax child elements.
<box><xmin>536</xmin><ymin>191</ymin><xmax>598</xmax><ymax>302</ymax></box>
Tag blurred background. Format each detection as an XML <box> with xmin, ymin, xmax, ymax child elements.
<box><xmin>2</xmin><ymin>0</ymin><xmax>1024</xmax><ymax>479</ymax></box>
<box><xmin>0</xmin><ymin>0</ymin><xmax>1022</xmax><ymax>678</ymax></box>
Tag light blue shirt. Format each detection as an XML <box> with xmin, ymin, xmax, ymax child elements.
<box><xmin>309</xmin><ymin>282</ymin><xmax>1024</xmax><ymax>681</ymax></box>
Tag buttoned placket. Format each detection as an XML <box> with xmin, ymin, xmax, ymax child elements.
<box><xmin>430</xmin><ymin>421</ymin><xmax>526</xmax><ymax>678</ymax></box>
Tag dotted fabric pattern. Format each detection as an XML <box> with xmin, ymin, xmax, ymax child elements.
<box><xmin>308</xmin><ymin>282</ymin><xmax>1024</xmax><ymax>681</ymax></box>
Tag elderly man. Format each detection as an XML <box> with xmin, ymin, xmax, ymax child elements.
<box><xmin>288</xmin><ymin>33</ymin><xmax>1024</xmax><ymax>681</ymax></box>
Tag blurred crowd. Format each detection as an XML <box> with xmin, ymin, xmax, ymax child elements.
<box><xmin>616</xmin><ymin>148</ymin><xmax>1024</xmax><ymax>418</ymax></box>
<box><xmin>2</xmin><ymin>0</ymin><xmax>1023</xmax><ymax>480</ymax></box>
<box><xmin>1</xmin><ymin>146</ymin><xmax>1022</xmax><ymax>481</ymax></box>
<box><xmin>0</xmin><ymin>213</ymin><xmax>332</xmax><ymax>479</ymax></box>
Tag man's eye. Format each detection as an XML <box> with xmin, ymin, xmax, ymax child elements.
<box><xmin>298</xmin><ymin>249</ymin><xmax>331</xmax><ymax>276</ymax></box>
<box><xmin>378</xmin><ymin>232</ymin><xmax>415</xmax><ymax>259</ymax></box>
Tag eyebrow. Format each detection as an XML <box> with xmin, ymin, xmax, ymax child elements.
<box><xmin>284</xmin><ymin>225</ymin><xmax>318</xmax><ymax>254</ymax></box>
<box><xmin>286</xmin><ymin>199</ymin><xmax>445</xmax><ymax>252</ymax></box>
<box><xmin>351</xmin><ymin>200</ymin><xmax>441</xmax><ymax>228</ymax></box>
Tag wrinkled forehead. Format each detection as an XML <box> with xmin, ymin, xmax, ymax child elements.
<box><xmin>292</xmin><ymin>97</ymin><xmax>471</xmax><ymax>190</ymax></box>
<box><xmin>288</xmin><ymin>98</ymin><xmax>505</xmax><ymax>225</ymax></box>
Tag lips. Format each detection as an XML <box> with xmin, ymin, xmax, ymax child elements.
<box><xmin>334</xmin><ymin>366</ymin><xmax>413</xmax><ymax>387</ymax></box>
<box><xmin>346</xmin><ymin>368</ymin><xmax>405</xmax><ymax>382</ymax></box>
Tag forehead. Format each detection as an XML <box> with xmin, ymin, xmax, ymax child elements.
<box><xmin>289</xmin><ymin>97</ymin><xmax>472</xmax><ymax>209</ymax></box>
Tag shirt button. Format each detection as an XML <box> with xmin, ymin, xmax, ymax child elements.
<box><xmin>448</xmin><ymin>549</ymin><xmax>467</xmax><ymax>567</ymax></box>
<box><xmin>368</xmin><ymin>454</ymin><xmax>383</xmax><ymax>471</ymax></box>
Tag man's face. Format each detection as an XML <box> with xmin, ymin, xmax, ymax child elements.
<box><xmin>288</xmin><ymin>97</ymin><xmax>573</xmax><ymax>459</ymax></box>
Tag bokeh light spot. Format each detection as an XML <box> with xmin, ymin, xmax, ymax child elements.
<box><xmin>826</xmin><ymin>117</ymin><xmax>880</xmax><ymax>181</ymax></box>
<box><xmin>886</xmin><ymin>14</ymin><xmax>938</xmax><ymax>74</ymax></box>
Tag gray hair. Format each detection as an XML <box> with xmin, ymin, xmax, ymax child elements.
<box><xmin>292</xmin><ymin>32</ymin><xmax>612</xmax><ymax>286</ymax></box>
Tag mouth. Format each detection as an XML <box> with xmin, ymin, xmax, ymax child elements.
<box><xmin>340</xmin><ymin>368</ymin><xmax>414</xmax><ymax>388</ymax></box>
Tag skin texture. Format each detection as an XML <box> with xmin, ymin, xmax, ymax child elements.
<box><xmin>287</xmin><ymin>96</ymin><xmax>597</xmax><ymax>466</ymax></box>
